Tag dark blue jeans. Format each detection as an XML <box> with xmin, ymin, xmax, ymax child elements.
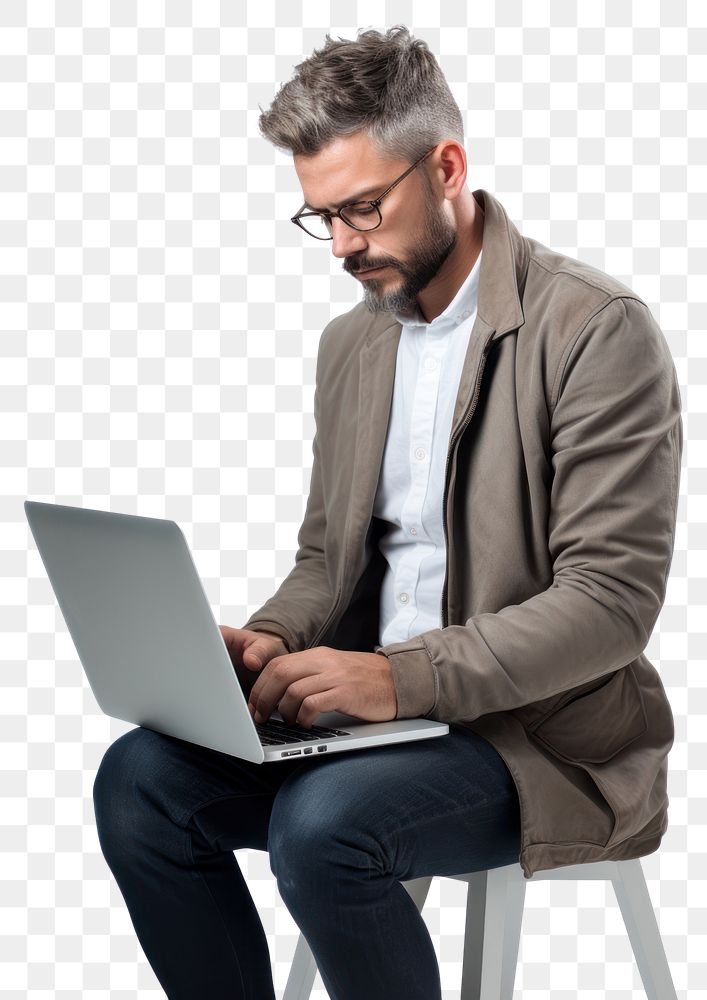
<box><xmin>92</xmin><ymin>722</ymin><xmax>521</xmax><ymax>1000</ymax></box>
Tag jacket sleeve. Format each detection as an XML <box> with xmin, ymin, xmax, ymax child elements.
<box><xmin>241</xmin><ymin>323</ymin><xmax>336</xmax><ymax>653</ymax></box>
<box><xmin>375</xmin><ymin>296</ymin><xmax>683</xmax><ymax>722</ymax></box>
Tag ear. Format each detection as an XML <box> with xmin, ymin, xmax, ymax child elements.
<box><xmin>434</xmin><ymin>140</ymin><xmax>468</xmax><ymax>201</ymax></box>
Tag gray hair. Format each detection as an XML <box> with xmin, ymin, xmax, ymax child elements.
<box><xmin>257</xmin><ymin>25</ymin><xmax>465</xmax><ymax>169</ymax></box>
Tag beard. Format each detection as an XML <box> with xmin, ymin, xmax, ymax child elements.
<box><xmin>352</xmin><ymin>193</ymin><xmax>458</xmax><ymax>317</ymax></box>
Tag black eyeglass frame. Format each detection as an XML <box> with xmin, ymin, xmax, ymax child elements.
<box><xmin>290</xmin><ymin>145</ymin><xmax>437</xmax><ymax>240</ymax></box>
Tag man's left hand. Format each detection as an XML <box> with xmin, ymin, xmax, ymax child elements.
<box><xmin>246</xmin><ymin>647</ymin><xmax>398</xmax><ymax>728</ymax></box>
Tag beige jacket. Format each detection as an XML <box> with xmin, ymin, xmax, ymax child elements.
<box><xmin>243</xmin><ymin>188</ymin><xmax>683</xmax><ymax>880</ymax></box>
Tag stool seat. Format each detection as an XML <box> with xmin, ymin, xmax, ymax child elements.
<box><xmin>282</xmin><ymin>857</ymin><xmax>678</xmax><ymax>999</ymax></box>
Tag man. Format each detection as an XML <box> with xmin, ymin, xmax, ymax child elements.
<box><xmin>93</xmin><ymin>26</ymin><xmax>682</xmax><ymax>1000</ymax></box>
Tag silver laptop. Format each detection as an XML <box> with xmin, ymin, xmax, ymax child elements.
<box><xmin>24</xmin><ymin>501</ymin><xmax>449</xmax><ymax>763</ymax></box>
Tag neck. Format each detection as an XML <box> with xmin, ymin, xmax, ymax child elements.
<box><xmin>416</xmin><ymin>195</ymin><xmax>484</xmax><ymax>324</ymax></box>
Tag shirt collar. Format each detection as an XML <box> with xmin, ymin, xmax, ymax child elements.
<box><xmin>392</xmin><ymin>247</ymin><xmax>483</xmax><ymax>329</ymax></box>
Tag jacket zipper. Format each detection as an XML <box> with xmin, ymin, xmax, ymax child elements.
<box><xmin>439</xmin><ymin>331</ymin><xmax>495</xmax><ymax>630</ymax></box>
<box><xmin>310</xmin><ymin>329</ymin><xmax>495</xmax><ymax>650</ymax></box>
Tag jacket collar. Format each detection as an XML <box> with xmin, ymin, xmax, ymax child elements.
<box><xmin>472</xmin><ymin>188</ymin><xmax>530</xmax><ymax>339</ymax></box>
<box><xmin>362</xmin><ymin>187</ymin><xmax>530</xmax><ymax>349</ymax></box>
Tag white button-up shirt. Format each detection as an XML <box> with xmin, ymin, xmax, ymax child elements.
<box><xmin>372</xmin><ymin>248</ymin><xmax>483</xmax><ymax>647</ymax></box>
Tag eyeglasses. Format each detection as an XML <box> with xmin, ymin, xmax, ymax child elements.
<box><xmin>291</xmin><ymin>146</ymin><xmax>437</xmax><ymax>241</ymax></box>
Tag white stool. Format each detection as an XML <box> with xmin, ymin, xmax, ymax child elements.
<box><xmin>282</xmin><ymin>857</ymin><xmax>678</xmax><ymax>999</ymax></box>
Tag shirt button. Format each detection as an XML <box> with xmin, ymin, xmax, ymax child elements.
<box><xmin>424</xmin><ymin>356</ymin><xmax>437</xmax><ymax>371</ymax></box>
<box><xmin>399</xmin><ymin>592</ymin><xmax>409</xmax><ymax>603</ymax></box>
<box><xmin>414</xmin><ymin>447</ymin><xmax>426</xmax><ymax>460</ymax></box>
<box><xmin>410</xmin><ymin>526</ymin><xmax>418</xmax><ymax>535</ymax></box>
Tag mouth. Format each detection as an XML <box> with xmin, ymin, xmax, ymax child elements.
<box><xmin>354</xmin><ymin>266</ymin><xmax>388</xmax><ymax>280</ymax></box>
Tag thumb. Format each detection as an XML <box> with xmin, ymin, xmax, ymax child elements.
<box><xmin>244</xmin><ymin>645</ymin><xmax>263</xmax><ymax>668</ymax></box>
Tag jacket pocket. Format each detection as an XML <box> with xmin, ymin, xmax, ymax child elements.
<box><xmin>528</xmin><ymin>664</ymin><xmax>648</xmax><ymax>765</ymax></box>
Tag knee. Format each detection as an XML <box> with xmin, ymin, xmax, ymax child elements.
<box><xmin>92</xmin><ymin>727</ymin><xmax>164</xmax><ymax>859</ymax></box>
<box><xmin>267</xmin><ymin>785</ymin><xmax>383</xmax><ymax>893</ymax></box>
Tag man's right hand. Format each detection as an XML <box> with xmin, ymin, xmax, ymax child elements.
<box><xmin>218</xmin><ymin>625</ymin><xmax>289</xmax><ymax>708</ymax></box>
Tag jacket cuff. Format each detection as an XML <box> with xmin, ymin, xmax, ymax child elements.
<box><xmin>374</xmin><ymin>639</ymin><xmax>437</xmax><ymax>719</ymax></box>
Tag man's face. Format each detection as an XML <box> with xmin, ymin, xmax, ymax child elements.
<box><xmin>293</xmin><ymin>134</ymin><xmax>458</xmax><ymax>317</ymax></box>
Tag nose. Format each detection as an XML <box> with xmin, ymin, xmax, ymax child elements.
<box><xmin>330</xmin><ymin>215</ymin><xmax>368</xmax><ymax>259</ymax></box>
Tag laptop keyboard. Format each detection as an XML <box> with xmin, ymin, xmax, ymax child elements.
<box><xmin>255</xmin><ymin>717</ymin><xmax>352</xmax><ymax>746</ymax></box>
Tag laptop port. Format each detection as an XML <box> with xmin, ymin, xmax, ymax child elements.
<box><xmin>317</xmin><ymin>745</ymin><xmax>327</xmax><ymax>752</ymax></box>
<box><xmin>282</xmin><ymin>749</ymin><xmax>302</xmax><ymax>757</ymax></box>
<box><xmin>304</xmin><ymin>747</ymin><xmax>313</xmax><ymax>754</ymax></box>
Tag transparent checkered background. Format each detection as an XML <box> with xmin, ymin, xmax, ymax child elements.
<box><xmin>2</xmin><ymin>0</ymin><xmax>703</xmax><ymax>997</ymax></box>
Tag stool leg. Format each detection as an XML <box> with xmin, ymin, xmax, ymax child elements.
<box><xmin>282</xmin><ymin>932</ymin><xmax>318</xmax><ymax>1000</ymax></box>
<box><xmin>610</xmin><ymin>858</ymin><xmax>678</xmax><ymax>1000</ymax></box>
<box><xmin>461</xmin><ymin>865</ymin><xmax>525</xmax><ymax>1000</ymax></box>
<box><xmin>402</xmin><ymin>874</ymin><xmax>434</xmax><ymax>912</ymax></box>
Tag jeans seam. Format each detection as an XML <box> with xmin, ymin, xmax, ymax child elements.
<box><xmin>180</xmin><ymin>791</ymin><xmax>276</xmax><ymax>999</ymax></box>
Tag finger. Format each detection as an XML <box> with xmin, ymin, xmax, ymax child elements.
<box><xmin>248</xmin><ymin>655</ymin><xmax>300</xmax><ymax>722</ymax></box>
<box><xmin>287</xmin><ymin>686</ymin><xmax>348</xmax><ymax>729</ymax></box>
<box><xmin>219</xmin><ymin>626</ymin><xmax>273</xmax><ymax>672</ymax></box>
<box><xmin>219</xmin><ymin>625</ymin><xmax>244</xmax><ymax>659</ymax></box>
<box><xmin>249</xmin><ymin>653</ymin><xmax>328</xmax><ymax>723</ymax></box>
<box><xmin>218</xmin><ymin>624</ymin><xmax>233</xmax><ymax>646</ymax></box>
<box><xmin>243</xmin><ymin>644</ymin><xmax>266</xmax><ymax>669</ymax></box>
<box><xmin>243</xmin><ymin>634</ymin><xmax>286</xmax><ymax>670</ymax></box>
<box><xmin>277</xmin><ymin>674</ymin><xmax>342</xmax><ymax>728</ymax></box>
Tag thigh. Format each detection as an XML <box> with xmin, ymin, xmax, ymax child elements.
<box><xmin>93</xmin><ymin>725</ymin><xmax>310</xmax><ymax>853</ymax></box>
<box><xmin>268</xmin><ymin>724</ymin><xmax>521</xmax><ymax>880</ymax></box>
